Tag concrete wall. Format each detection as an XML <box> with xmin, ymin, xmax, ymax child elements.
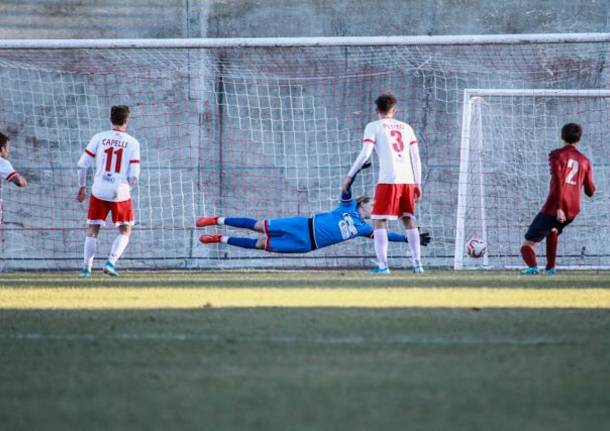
<box><xmin>0</xmin><ymin>0</ymin><xmax>609</xmax><ymax>39</ymax></box>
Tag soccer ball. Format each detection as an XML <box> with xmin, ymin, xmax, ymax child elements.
<box><xmin>466</xmin><ymin>238</ymin><xmax>487</xmax><ymax>258</ymax></box>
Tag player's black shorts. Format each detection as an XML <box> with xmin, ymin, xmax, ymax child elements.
<box><xmin>524</xmin><ymin>212</ymin><xmax>574</xmax><ymax>242</ymax></box>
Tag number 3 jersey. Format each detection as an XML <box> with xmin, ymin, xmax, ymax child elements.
<box><xmin>78</xmin><ymin>130</ymin><xmax>141</xmax><ymax>202</ymax></box>
<box><xmin>540</xmin><ymin>144</ymin><xmax>596</xmax><ymax>220</ymax></box>
<box><xmin>363</xmin><ymin>118</ymin><xmax>420</xmax><ymax>184</ymax></box>
<box><xmin>311</xmin><ymin>199</ymin><xmax>374</xmax><ymax>249</ymax></box>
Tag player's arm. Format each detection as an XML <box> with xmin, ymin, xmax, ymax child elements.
<box><xmin>76</xmin><ymin>139</ymin><xmax>97</xmax><ymax>202</ymax></box>
<box><xmin>8</xmin><ymin>172</ymin><xmax>27</xmax><ymax>187</ymax></box>
<box><xmin>549</xmin><ymin>152</ymin><xmax>566</xmax><ymax>222</ymax></box>
<box><xmin>1</xmin><ymin>160</ymin><xmax>26</xmax><ymax>187</ymax></box>
<box><xmin>386</xmin><ymin>229</ymin><xmax>431</xmax><ymax>245</ymax></box>
<box><xmin>409</xmin><ymin>133</ymin><xmax>422</xmax><ymax>201</ymax></box>
<box><xmin>343</xmin><ymin>125</ymin><xmax>375</xmax><ymax>192</ymax></box>
<box><xmin>362</xmin><ymin>225</ymin><xmax>432</xmax><ymax>246</ymax></box>
<box><xmin>341</xmin><ymin>161</ymin><xmax>371</xmax><ymax>203</ymax></box>
<box><xmin>584</xmin><ymin>163</ymin><xmax>596</xmax><ymax>197</ymax></box>
<box><xmin>127</xmin><ymin>142</ymin><xmax>141</xmax><ymax>188</ymax></box>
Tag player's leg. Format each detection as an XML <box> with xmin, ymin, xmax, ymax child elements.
<box><xmin>372</xmin><ymin>218</ymin><xmax>390</xmax><ymax>273</ymax></box>
<box><xmin>370</xmin><ymin>184</ymin><xmax>397</xmax><ymax>273</ymax></box>
<box><xmin>104</xmin><ymin>224</ymin><xmax>131</xmax><ymax>276</ymax></box>
<box><xmin>520</xmin><ymin>239</ymin><xmax>539</xmax><ymax>274</ymax></box>
<box><xmin>200</xmin><ymin>217</ymin><xmax>311</xmax><ymax>254</ymax></box>
<box><xmin>544</xmin><ymin>218</ymin><xmax>573</xmax><ymax>275</ymax></box>
<box><xmin>104</xmin><ymin>199</ymin><xmax>135</xmax><ymax>276</ymax></box>
<box><xmin>399</xmin><ymin>184</ymin><xmax>423</xmax><ymax>273</ymax></box>
<box><xmin>196</xmin><ymin>215</ymin><xmax>264</xmax><ymax>233</ymax></box>
<box><xmin>81</xmin><ymin>195</ymin><xmax>111</xmax><ymax>277</ymax></box>
<box><xmin>544</xmin><ymin>228</ymin><xmax>559</xmax><ymax>274</ymax></box>
<box><xmin>81</xmin><ymin>224</ymin><xmax>101</xmax><ymax>277</ymax></box>
<box><xmin>521</xmin><ymin>213</ymin><xmax>552</xmax><ymax>275</ymax></box>
<box><xmin>200</xmin><ymin>233</ymin><xmax>266</xmax><ymax>250</ymax></box>
<box><xmin>401</xmin><ymin>215</ymin><xmax>423</xmax><ymax>273</ymax></box>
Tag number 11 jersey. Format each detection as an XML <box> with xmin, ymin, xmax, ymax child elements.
<box><xmin>83</xmin><ymin>130</ymin><xmax>141</xmax><ymax>202</ymax></box>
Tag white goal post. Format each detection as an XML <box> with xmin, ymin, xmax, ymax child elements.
<box><xmin>455</xmin><ymin>89</ymin><xmax>610</xmax><ymax>270</ymax></box>
<box><xmin>1</xmin><ymin>33</ymin><xmax>610</xmax><ymax>270</ymax></box>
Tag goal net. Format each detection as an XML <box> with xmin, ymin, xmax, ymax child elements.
<box><xmin>455</xmin><ymin>90</ymin><xmax>610</xmax><ymax>269</ymax></box>
<box><xmin>0</xmin><ymin>35</ymin><xmax>609</xmax><ymax>270</ymax></box>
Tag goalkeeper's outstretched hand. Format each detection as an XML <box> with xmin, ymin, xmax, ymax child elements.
<box><xmin>417</xmin><ymin>230</ymin><xmax>432</xmax><ymax>246</ymax></box>
<box><xmin>342</xmin><ymin>161</ymin><xmax>372</xmax><ymax>192</ymax></box>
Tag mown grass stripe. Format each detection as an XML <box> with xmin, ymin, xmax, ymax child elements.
<box><xmin>2</xmin><ymin>288</ymin><xmax>610</xmax><ymax>309</ymax></box>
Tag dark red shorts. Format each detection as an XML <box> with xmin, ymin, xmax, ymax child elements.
<box><xmin>87</xmin><ymin>194</ymin><xmax>135</xmax><ymax>226</ymax></box>
<box><xmin>371</xmin><ymin>183</ymin><xmax>418</xmax><ymax>220</ymax></box>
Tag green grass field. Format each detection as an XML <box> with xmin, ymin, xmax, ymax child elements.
<box><xmin>1</xmin><ymin>270</ymin><xmax>610</xmax><ymax>430</ymax></box>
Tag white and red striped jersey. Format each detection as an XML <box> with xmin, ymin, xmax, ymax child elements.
<box><xmin>0</xmin><ymin>157</ymin><xmax>17</xmax><ymax>182</ymax></box>
<box><xmin>362</xmin><ymin>119</ymin><xmax>421</xmax><ymax>184</ymax></box>
<box><xmin>78</xmin><ymin>130</ymin><xmax>141</xmax><ymax>202</ymax></box>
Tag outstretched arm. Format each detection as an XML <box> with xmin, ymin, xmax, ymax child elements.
<box><xmin>362</xmin><ymin>226</ymin><xmax>432</xmax><ymax>246</ymax></box>
<box><xmin>343</xmin><ymin>144</ymin><xmax>374</xmax><ymax>193</ymax></box>
<box><xmin>387</xmin><ymin>231</ymin><xmax>407</xmax><ymax>242</ymax></box>
<box><xmin>341</xmin><ymin>161</ymin><xmax>371</xmax><ymax>202</ymax></box>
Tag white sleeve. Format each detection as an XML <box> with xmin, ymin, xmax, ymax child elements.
<box><xmin>77</xmin><ymin>136</ymin><xmax>98</xmax><ymax>169</ymax></box>
<box><xmin>77</xmin><ymin>167</ymin><xmax>87</xmax><ymax>187</ymax></box>
<box><xmin>0</xmin><ymin>158</ymin><xmax>17</xmax><ymax>181</ymax></box>
<box><xmin>347</xmin><ymin>143</ymin><xmax>374</xmax><ymax>178</ymax></box>
<box><xmin>409</xmin><ymin>136</ymin><xmax>422</xmax><ymax>185</ymax></box>
<box><xmin>362</xmin><ymin>122</ymin><xmax>376</xmax><ymax>145</ymax></box>
<box><xmin>127</xmin><ymin>141</ymin><xmax>141</xmax><ymax>186</ymax></box>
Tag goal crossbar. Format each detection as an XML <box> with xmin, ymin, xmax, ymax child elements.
<box><xmin>1</xmin><ymin>33</ymin><xmax>610</xmax><ymax>49</ymax></box>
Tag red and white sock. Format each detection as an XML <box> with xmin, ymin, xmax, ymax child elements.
<box><xmin>108</xmin><ymin>234</ymin><xmax>130</xmax><ymax>265</ymax></box>
<box><xmin>374</xmin><ymin>229</ymin><xmax>389</xmax><ymax>269</ymax></box>
<box><xmin>83</xmin><ymin>236</ymin><xmax>96</xmax><ymax>270</ymax></box>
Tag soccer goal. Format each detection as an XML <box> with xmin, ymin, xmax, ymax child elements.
<box><xmin>455</xmin><ymin>89</ymin><xmax>610</xmax><ymax>269</ymax></box>
<box><xmin>0</xmin><ymin>34</ymin><xmax>609</xmax><ymax>270</ymax></box>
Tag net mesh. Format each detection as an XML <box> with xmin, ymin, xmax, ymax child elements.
<box><xmin>0</xmin><ymin>42</ymin><xmax>609</xmax><ymax>269</ymax></box>
<box><xmin>460</xmin><ymin>93</ymin><xmax>610</xmax><ymax>268</ymax></box>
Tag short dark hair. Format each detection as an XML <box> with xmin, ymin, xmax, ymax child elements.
<box><xmin>356</xmin><ymin>196</ymin><xmax>371</xmax><ymax>208</ymax></box>
<box><xmin>375</xmin><ymin>92</ymin><xmax>397</xmax><ymax>114</ymax></box>
<box><xmin>110</xmin><ymin>105</ymin><xmax>130</xmax><ymax>126</ymax></box>
<box><xmin>0</xmin><ymin>132</ymin><xmax>9</xmax><ymax>151</ymax></box>
<box><xmin>561</xmin><ymin>123</ymin><xmax>582</xmax><ymax>144</ymax></box>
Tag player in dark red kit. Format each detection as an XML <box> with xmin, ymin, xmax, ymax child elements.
<box><xmin>520</xmin><ymin>123</ymin><xmax>596</xmax><ymax>275</ymax></box>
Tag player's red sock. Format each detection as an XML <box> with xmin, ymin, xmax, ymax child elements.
<box><xmin>520</xmin><ymin>245</ymin><xmax>537</xmax><ymax>267</ymax></box>
<box><xmin>546</xmin><ymin>231</ymin><xmax>558</xmax><ymax>270</ymax></box>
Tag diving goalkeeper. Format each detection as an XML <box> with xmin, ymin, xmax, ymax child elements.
<box><xmin>197</xmin><ymin>164</ymin><xmax>431</xmax><ymax>253</ymax></box>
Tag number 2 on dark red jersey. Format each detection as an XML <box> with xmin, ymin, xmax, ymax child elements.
<box><xmin>390</xmin><ymin>130</ymin><xmax>404</xmax><ymax>153</ymax></box>
<box><xmin>104</xmin><ymin>147</ymin><xmax>124</xmax><ymax>173</ymax></box>
<box><xmin>565</xmin><ymin>158</ymin><xmax>579</xmax><ymax>185</ymax></box>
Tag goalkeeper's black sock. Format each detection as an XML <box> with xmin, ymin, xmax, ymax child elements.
<box><xmin>227</xmin><ymin>237</ymin><xmax>258</xmax><ymax>249</ymax></box>
<box><xmin>224</xmin><ymin>217</ymin><xmax>257</xmax><ymax>230</ymax></box>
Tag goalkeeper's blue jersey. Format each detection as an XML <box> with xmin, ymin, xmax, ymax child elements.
<box><xmin>312</xmin><ymin>199</ymin><xmax>374</xmax><ymax>249</ymax></box>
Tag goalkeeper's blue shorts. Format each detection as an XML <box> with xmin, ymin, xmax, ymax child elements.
<box><xmin>263</xmin><ymin>216</ymin><xmax>314</xmax><ymax>253</ymax></box>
